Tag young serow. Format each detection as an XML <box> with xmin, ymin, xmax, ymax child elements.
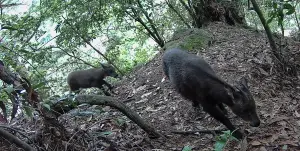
<box><xmin>162</xmin><ymin>48</ymin><xmax>260</xmax><ymax>139</ymax></box>
<box><xmin>67</xmin><ymin>63</ymin><xmax>118</xmax><ymax>96</ymax></box>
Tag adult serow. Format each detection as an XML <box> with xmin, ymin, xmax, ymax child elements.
<box><xmin>162</xmin><ymin>48</ymin><xmax>260</xmax><ymax>139</ymax></box>
<box><xmin>67</xmin><ymin>63</ymin><xmax>118</xmax><ymax>96</ymax></box>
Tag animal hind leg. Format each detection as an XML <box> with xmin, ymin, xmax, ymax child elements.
<box><xmin>189</xmin><ymin>100</ymin><xmax>204</xmax><ymax>121</ymax></box>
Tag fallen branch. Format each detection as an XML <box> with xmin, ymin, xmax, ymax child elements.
<box><xmin>59</xmin><ymin>94</ymin><xmax>162</xmax><ymax>138</ymax></box>
<box><xmin>0</xmin><ymin>128</ymin><xmax>36</xmax><ymax>151</ymax></box>
<box><xmin>0</xmin><ymin>125</ymin><xmax>34</xmax><ymax>144</ymax></box>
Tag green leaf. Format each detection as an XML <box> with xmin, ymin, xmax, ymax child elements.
<box><xmin>267</xmin><ymin>13</ymin><xmax>276</xmax><ymax>24</ymax></box>
<box><xmin>32</xmin><ymin>82</ymin><xmax>46</xmax><ymax>89</ymax></box>
<box><xmin>282</xmin><ymin>145</ymin><xmax>288</xmax><ymax>150</ymax></box>
<box><xmin>272</xmin><ymin>2</ymin><xmax>278</xmax><ymax>9</ymax></box>
<box><xmin>114</xmin><ymin>118</ymin><xmax>126</xmax><ymax>126</ymax></box>
<box><xmin>286</xmin><ymin>9</ymin><xmax>295</xmax><ymax>15</ymax></box>
<box><xmin>283</xmin><ymin>3</ymin><xmax>293</xmax><ymax>10</ymax></box>
<box><xmin>222</xmin><ymin>130</ymin><xmax>231</xmax><ymax>135</ymax></box>
<box><xmin>214</xmin><ymin>141</ymin><xmax>226</xmax><ymax>151</ymax></box>
<box><xmin>42</xmin><ymin>102</ymin><xmax>51</xmax><ymax>110</ymax></box>
<box><xmin>182</xmin><ymin>146</ymin><xmax>192</xmax><ymax>151</ymax></box>
<box><xmin>24</xmin><ymin>106</ymin><xmax>33</xmax><ymax>118</ymax></box>
<box><xmin>4</xmin><ymin>85</ymin><xmax>14</xmax><ymax>93</ymax></box>
<box><xmin>99</xmin><ymin>131</ymin><xmax>112</xmax><ymax>136</ymax></box>
<box><xmin>281</xmin><ymin>3</ymin><xmax>294</xmax><ymax>15</ymax></box>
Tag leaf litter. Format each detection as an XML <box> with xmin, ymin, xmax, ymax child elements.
<box><xmin>2</xmin><ymin>22</ymin><xmax>300</xmax><ymax>151</ymax></box>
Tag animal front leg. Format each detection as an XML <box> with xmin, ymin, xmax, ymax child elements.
<box><xmin>201</xmin><ymin>103</ymin><xmax>243</xmax><ymax>139</ymax></box>
<box><xmin>102</xmin><ymin>80</ymin><xmax>117</xmax><ymax>95</ymax></box>
<box><xmin>103</xmin><ymin>80</ymin><xmax>113</xmax><ymax>90</ymax></box>
<box><xmin>217</xmin><ymin>103</ymin><xmax>228</xmax><ymax>115</ymax></box>
<box><xmin>98</xmin><ymin>85</ymin><xmax>111</xmax><ymax>96</ymax></box>
<box><xmin>190</xmin><ymin>101</ymin><xmax>204</xmax><ymax>120</ymax></box>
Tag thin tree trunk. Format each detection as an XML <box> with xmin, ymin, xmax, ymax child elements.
<box><xmin>126</xmin><ymin>9</ymin><xmax>164</xmax><ymax>48</ymax></box>
<box><xmin>63</xmin><ymin>18</ymin><xmax>125</xmax><ymax>75</ymax></box>
<box><xmin>136</xmin><ymin>0</ymin><xmax>165</xmax><ymax>47</ymax></box>
<box><xmin>250</xmin><ymin>0</ymin><xmax>282</xmax><ymax>62</ymax></box>
<box><xmin>294</xmin><ymin>1</ymin><xmax>300</xmax><ymax>31</ymax></box>
<box><xmin>166</xmin><ymin>0</ymin><xmax>191</xmax><ymax>28</ymax></box>
<box><xmin>179</xmin><ymin>0</ymin><xmax>198</xmax><ymax>27</ymax></box>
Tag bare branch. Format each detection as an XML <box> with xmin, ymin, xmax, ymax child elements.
<box><xmin>0</xmin><ymin>128</ymin><xmax>36</xmax><ymax>151</ymax></box>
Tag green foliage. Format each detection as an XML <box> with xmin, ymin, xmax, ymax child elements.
<box><xmin>182</xmin><ymin>146</ymin><xmax>192</xmax><ymax>151</ymax></box>
<box><xmin>23</xmin><ymin>106</ymin><xmax>34</xmax><ymax>118</ymax></box>
<box><xmin>282</xmin><ymin>144</ymin><xmax>288</xmax><ymax>150</ymax></box>
<box><xmin>113</xmin><ymin>117</ymin><xmax>126</xmax><ymax>127</ymax></box>
<box><xmin>40</xmin><ymin>102</ymin><xmax>51</xmax><ymax>111</ymax></box>
<box><xmin>105</xmin><ymin>30</ymin><xmax>157</xmax><ymax>74</ymax></box>
<box><xmin>165</xmin><ymin>28</ymin><xmax>212</xmax><ymax>51</ymax></box>
<box><xmin>0</xmin><ymin>0</ymin><xmax>299</xmax><ymax>131</ymax></box>
<box><xmin>266</xmin><ymin>1</ymin><xmax>295</xmax><ymax>25</ymax></box>
<box><xmin>98</xmin><ymin>131</ymin><xmax>113</xmax><ymax>136</ymax></box>
<box><xmin>214</xmin><ymin>130</ymin><xmax>239</xmax><ymax>151</ymax></box>
<box><xmin>2</xmin><ymin>84</ymin><xmax>14</xmax><ymax>94</ymax></box>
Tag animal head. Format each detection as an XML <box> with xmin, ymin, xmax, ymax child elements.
<box><xmin>100</xmin><ymin>63</ymin><xmax>118</xmax><ymax>78</ymax></box>
<box><xmin>227</xmin><ymin>77</ymin><xmax>260</xmax><ymax>127</ymax></box>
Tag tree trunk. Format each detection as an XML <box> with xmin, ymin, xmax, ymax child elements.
<box><xmin>179</xmin><ymin>0</ymin><xmax>246</xmax><ymax>27</ymax></box>
<box><xmin>249</xmin><ymin>0</ymin><xmax>280</xmax><ymax>60</ymax></box>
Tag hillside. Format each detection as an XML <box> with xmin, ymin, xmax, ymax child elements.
<box><xmin>5</xmin><ymin>22</ymin><xmax>299</xmax><ymax>151</ymax></box>
<box><xmin>111</xmin><ymin>22</ymin><xmax>300</xmax><ymax>150</ymax></box>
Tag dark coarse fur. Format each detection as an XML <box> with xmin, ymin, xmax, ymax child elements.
<box><xmin>162</xmin><ymin>48</ymin><xmax>260</xmax><ymax>139</ymax></box>
<box><xmin>67</xmin><ymin>63</ymin><xmax>118</xmax><ymax>96</ymax></box>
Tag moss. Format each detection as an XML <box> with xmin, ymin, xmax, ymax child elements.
<box><xmin>164</xmin><ymin>28</ymin><xmax>213</xmax><ymax>52</ymax></box>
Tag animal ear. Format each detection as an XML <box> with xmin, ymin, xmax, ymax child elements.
<box><xmin>100</xmin><ymin>63</ymin><xmax>108</xmax><ymax>69</ymax></box>
<box><xmin>239</xmin><ymin>77</ymin><xmax>249</xmax><ymax>89</ymax></box>
<box><xmin>224</xmin><ymin>87</ymin><xmax>235</xmax><ymax>106</ymax></box>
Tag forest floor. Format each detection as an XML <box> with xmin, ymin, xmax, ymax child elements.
<box><xmin>110</xmin><ymin>22</ymin><xmax>300</xmax><ymax>151</ymax></box>
<box><xmin>3</xmin><ymin>22</ymin><xmax>300</xmax><ymax>151</ymax></box>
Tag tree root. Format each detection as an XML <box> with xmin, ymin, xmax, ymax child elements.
<box><xmin>74</xmin><ymin>94</ymin><xmax>162</xmax><ymax>139</ymax></box>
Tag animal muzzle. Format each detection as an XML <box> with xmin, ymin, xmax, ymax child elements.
<box><xmin>249</xmin><ymin>114</ymin><xmax>260</xmax><ymax>127</ymax></box>
<box><xmin>113</xmin><ymin>73</ymin><xmax>119</xmax><ymax>78</ymax></box>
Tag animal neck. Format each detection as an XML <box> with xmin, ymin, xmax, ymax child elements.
<box><xmin>102</xmin><ymin>71</ymin><xmax>108</xmax><ymax>78</ymax></box>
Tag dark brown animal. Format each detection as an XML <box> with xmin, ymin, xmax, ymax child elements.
<box><xmin>162</xmin><ymin>48</ymin><xmax>260</xmax><ymax>139</ymax></box>
<box><xmin>67</xmin><ymin>63</ymin><xmax>118</xmax><ymax>96</ymax></box>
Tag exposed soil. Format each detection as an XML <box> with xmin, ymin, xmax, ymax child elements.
<box><xmin>2</xmin><ymin>22</ymin><xmax>300</xmax><ymax>151</ymax></box>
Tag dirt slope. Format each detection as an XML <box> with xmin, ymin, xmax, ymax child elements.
<box><xmin>8</xmin><ymin>22</ymin><xmax>298</xmax><ymax>151</ymax></box>
<box><xmin>109</xmin><ymin>22</ymin><xmax>300</xmax><ymax>151</ymax></box>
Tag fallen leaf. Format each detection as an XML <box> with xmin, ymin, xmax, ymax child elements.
<box><xmin>270</xmin><ymin>134</ymin><xmax>279</xmax><ymax>143</ymax></box>
<box><xmin>141</xmin><ymin>92</ymin><xmax>152</xmax><ymax>98</ymax></box>
<box><xmin>239</xmin><ymin>138</ymin><xmax>248</xmax><ymax>151</ymax></box>
<box><xmin>268</xmin><ymin>116</ymin><xmax>289</xmax><ymax>125</ymax></box>
<box><xmin>259</xmin><ymin>146</ymin><xmax>267</xmax><ymax>151</ymax></box>
<box><xmin>135</xmin><ymin>98</ymin><xmax>148</xmax><ymax>104</ymax></box>
<box><xmin>258</xmin><ymin>67</ymin><xmax>269</xmax><ymax>76</ymax></box>
<box><xmin>250</xmin><ymin>140</ymin><xmax>261</xmax><ymax>146</ymax></box>
<box><xmin>161</xmin><ymin>77</ymin><xmax>165</xmax><ymax>82</ymax></box>
<box><xmin>279</xmin><ymin>140</ymin><xmax>298</xmax><ymax>147</ymax></box>
<box><xmin>280</xmin><ymin>129</ymin><xmax>289</xmax><ymax>138</ymax></box>
<box><xmin>295</xmin><ymin>111</ymin><xmax>300</xmax><ymax>118</ymax></box>
<box><xmin>296</xmin><ymin>121</ymin><xmax>300</xmax><ymax>127</ymax></box>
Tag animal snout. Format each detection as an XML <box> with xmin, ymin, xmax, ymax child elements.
<box><xmin>250</xmin><ymin>120</ymin><xmax>260</xmax><ymax>127</ymax></box>
<box><xmin>110</xmin><ymin>72</ymin><xmax>118</xmax><ymax>78</ymax></box>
